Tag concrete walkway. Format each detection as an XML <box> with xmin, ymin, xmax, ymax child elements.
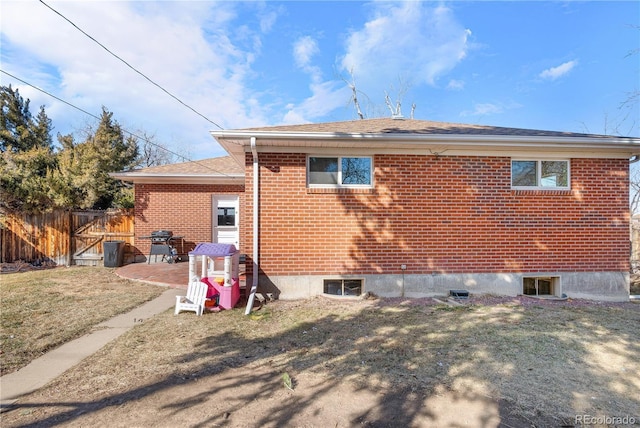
<box><xmin>0</xmin><ymin>288</ymin><xmax>182</xmax><ymax>409</ymax></box>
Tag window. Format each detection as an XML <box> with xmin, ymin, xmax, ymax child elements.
<box><xmin>511</xmin><ymin>160</ymin><xmax>569</xmax><ymax>189</ymax></box>
<box><xmin>523</xmin><ymin>276</ymin><xmax>560</xmax><ymax>297</ymax></box>
<box><xmin>323</xmin><ymin>279</ymin><xmax>363</xmax><ymax>296</ymax></box>
<box><xmin>308</xmin><ymin>156</ymin><xmax>372</xmax><ymax>187</ymax></box>
<box><xmin>217</xmin><ymin>207</ymin><xmax>236</xmax><ymax>226</ymax></box>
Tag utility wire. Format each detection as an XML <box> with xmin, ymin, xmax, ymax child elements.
<box><xmin>39</xmin><ymin>0</ymin><xmax>224</xmax><ymax>131</ymax></box>
<box><xmin>2</xmin><ymin>70</ymin><xmax>101</xmax><ymax>122</ymax></box>
<box><xmin>0</xmin><ymin>69</ymin><xmax>235</xmax><ymax>177</ymax></box>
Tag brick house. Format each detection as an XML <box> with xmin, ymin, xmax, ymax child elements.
<box><xmin>112</xmin><ymin>156</ymin><xmax>245</xmax><ymax>258</ymax></box>
<box><xmin>114</xmin><ymin>118</ymin><xmax>640</xmax><ymax>302</ymax></box>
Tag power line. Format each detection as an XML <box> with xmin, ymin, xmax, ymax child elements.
<box><xmin>2</xmin><ymin>70</ymin><xmax>101</xmax><ymax>122</ymax></box>
<box><xmin>38</xmin><ymin>0</ymin><xmax>224</xmax><ymax>131</ymax></box>
<box><xmin>0</xmin><ymin>69</ymin><xmax>234</xmax><ymax>177</ymax></box>
<box><xmin>0</xmin><ymin>69</ymin><xmax>185</xmax><ymax>163</ymax></box>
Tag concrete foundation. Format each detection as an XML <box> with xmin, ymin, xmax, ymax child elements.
<box><xmin>262</xmin><ymin>271</ymin><xmax>630</xmax><ymax>302</ymax></box>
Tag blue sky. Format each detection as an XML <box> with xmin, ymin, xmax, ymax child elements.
<box><xmin>1</xmin><ymin>1</ymin><xmax>638</xmax><ymax>161</ymax></box>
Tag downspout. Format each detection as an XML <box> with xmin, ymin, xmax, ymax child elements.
<box><xmin>245</xmin><ymin>136</ymin><xmax>259</xmax><ymax>315</ymax></box>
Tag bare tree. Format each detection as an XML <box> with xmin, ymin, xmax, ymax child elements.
<box><xmin>384</xmin><ymin>93</ymin><xmax>401</xmax><ymax>118</ymax></box>
<box><xmin>135</xmin><ymin>131</ymin><xmax>177</xmax><ymax>168</ymax></box>
<box><xmin>384</xmin><ymin>76</ymin><xmax>412</xmax><ymax>119</ymax></box>
<box><xmin>342</xmin><ymin>70</ymin><xmax>416</xmax><ymax>120</ymax></box>
<box><xmin>342</xmin><ymin>69</ymin><xmax>365</xmax><ymax>120</ymax></box>
<box><xmin>342</xmin><ymin>157</ymin><xmax>371</xmax><ymax>185</ymax></box>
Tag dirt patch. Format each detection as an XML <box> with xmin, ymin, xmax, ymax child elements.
<box><xmin>2</xmin><ymin>295</ymin><xmax>638</xmax><ymax>427</ymax></box>
<box><xmin>0</xmin><ymin>260</ymin><xmax>58</xmax><ymax>274</ymax></box>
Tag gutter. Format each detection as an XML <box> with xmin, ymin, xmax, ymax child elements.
<box><xmin>212</xmin><ymin>131</ymin><xmax>640</xmax><ymax>163</ymax></box>
<box><xmin>245</xmin><ymin>136</ymin><xmax>259</xmax><ymax>315</ymax></box>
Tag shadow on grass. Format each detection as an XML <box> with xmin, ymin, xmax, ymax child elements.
<box><xmin>2</xmin><ymin>298</ymin><xmax>638</xmax><ymax>427</ymax></box>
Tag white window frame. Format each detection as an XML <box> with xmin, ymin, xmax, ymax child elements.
<box><xmin>511</xmin><ymin>159</ymin><xmax>570</xmax><ymax>190</ymax></box>
<box><xmin>307</xmin><ymin>155</ymin><xmax>373</xmax><ymax>188</ymax></box>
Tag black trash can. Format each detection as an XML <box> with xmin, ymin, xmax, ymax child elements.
<box><xmin>104</xmin><ymin>240</ymin><xmax>125</xmax><ymax>267</ymax></box>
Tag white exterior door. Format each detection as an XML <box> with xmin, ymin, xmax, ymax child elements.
<box><xmin>212</xmin><ymin>195</ymin><xmax>239</xmax><ymax>248</ymax></box>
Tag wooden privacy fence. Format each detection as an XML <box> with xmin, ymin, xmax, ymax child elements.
<box><xmin>0</xmin><ymin>209</ymin><xmax>134</xmax><ymax>266</ymax></box>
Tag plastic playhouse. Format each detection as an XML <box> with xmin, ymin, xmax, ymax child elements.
<box><xmin>188</xmin><ymin>243</ymin><xmax>240</xmax><ymax>310</ymax></box>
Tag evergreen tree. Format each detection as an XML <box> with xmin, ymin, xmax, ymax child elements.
<box><xmin>0</xmin><ymin>85</ymin><xmax>56</xmax><ymax>213</ymax></box>
<box><xmin>1</xmin><ymin>85</ymin><xmax>32</xmax><ymax>152</ymax></box>
<box><xmin>1</xmin><ymin>85</ymin><xmax>140</xmax><ymax>212</ymax></box>
<box><xmin>48</xmin><ymin>133</ymin><xmax>88</xmax><ymax>209</ymax></box>
<box><xmin>51</xmin><ymin>107</ymin><xmax>138</xmax><ymax>210</ymax></box>
<box><xmin>1</xmin><ymin>146</ymin><xmax>56</xmax><ymax>212</ymax></box>
<box><xmin>33</xmin><ymin>106</ymin><xmax>54</xmax><ymax>150</ymax></box>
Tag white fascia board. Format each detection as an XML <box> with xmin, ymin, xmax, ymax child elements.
<box><xmin>109</xmin><ymin>172</ymin><xmax>244</xmax><ymax>185</ymax></box>
<box><xmin>241</xmin><ymin>146</ymin><xmax>633</xmax><ymax>159</ymax></box>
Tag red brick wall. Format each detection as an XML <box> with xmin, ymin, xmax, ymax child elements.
<box><xmin>134</xmin><ymin>183</ymin><xmax>245</xmax><ymax>258</ymax></box>
<box><xmin>245</xmin><ymin>153</ymin><xmax>629</xmax><ymax>276</ymax></box>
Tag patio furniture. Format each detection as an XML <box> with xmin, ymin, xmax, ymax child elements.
<box><xmin>174</xmin><ymin>277</ymin><xmax>208</xmax><ymax>316</ymax></box>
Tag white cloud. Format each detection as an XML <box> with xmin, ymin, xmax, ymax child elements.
<box><xmin>340</xmin><ymin>2</ymin><xmax>471</xmax><ymax>96</ymax></box>
<box><xmin>281</xmin><ymin>81</ymin><xmax>350</xmax><ymax>125</ymax></box>
<box><xmin>539</xmin><ymin>60</ymin><xmax>578</xmax><ymax>81</ymax></box>
<box><xmin>461</xmin><ymin>103</ymin><xmax>504</xmax><ymax>117</ymax></box>
<box><xmin>293</xmin><ymin>36</ymin><xmax>320</xmax><ymax>70</ymax></box>
<box><xmin>0</xmin><ymin>1</ymin><xmax>268</xmax><ymax>158</ymax></box>
<box><xmin>0</xmin><ymin>1</ymin><xmax>474</xmax><ymax>156</ymax></box>
<box><xmin>447</xmin><ymin>79</ymin><xmax>465</xmax><ymax>91</ymax></box>
<box><xmin>281</xmin><ymin>109</ymin><xmax>307</xmax><ymax>125</ymax></box>
<box><xmin>259</xmin><ymin>9</ymin><xmax>279</xmax><ymax>33</ymax></box>
<box><xmin>460</xmin><ymin>100</ymin><xmax>522</xmax><ymax>118</ymax></box>
<box><xmin>282</xmin><ymin>34</ymin><xmax>353</xmax><ymax>124</ymax></box>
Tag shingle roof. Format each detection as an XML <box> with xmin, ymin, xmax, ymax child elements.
<box><xmin>236</xmin><ymin>117</ymin><xmax>613</xmax><ymax>139</ymax></box>
<box><xmin>125</xmin><ymin>156</ymin><xmax>243</xmax><ymax>175</ymax></box>
<box><xmin>110</xmin><ymin>155</ymin><xmax>244</xmax><ymax>184</ymax></box>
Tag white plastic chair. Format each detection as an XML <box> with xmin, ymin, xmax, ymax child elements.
<box><xmin>174</xmin><ymin>278</ymin><xmax>208</xmax><ymax>316</ymax></box>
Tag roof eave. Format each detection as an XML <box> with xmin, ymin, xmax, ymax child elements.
<box><xmin>110</xmin><ymin>172</ymin><xmax>244</xmax><ymax>185</ymax></box>
<box><xmin>212</xmin><ymin>130</ymin><xmax>640</xmax><ymax>156</ymax></box>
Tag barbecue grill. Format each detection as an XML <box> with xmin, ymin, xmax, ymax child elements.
<box><xmin>146</xmin><ymin>230</ymin><xmax>180</xmax><ymax>264</ymax></box>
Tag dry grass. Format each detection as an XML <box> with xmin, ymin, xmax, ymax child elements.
<box><xmin>0</xmin><ymin>266</ymin><xmax>163</xmax><ymax>375</ymax></box>
<box><xmin>2</xmin><ymin>266</ymin><xmax>639</xmax><ymax>426</ymax></box>
<box><xmin>3</xmin><ymin>290</ymin><xmax>639</xmax><ymax>427</ymax></box>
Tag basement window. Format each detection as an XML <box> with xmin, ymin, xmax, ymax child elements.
<box><xmin>323</xmin><ymin>279</ymin><xmax>363</xmax><ymax>296</ymax></box>
<box><xmin>523</xmin><ymin>276</ymin><xmax>560</xmax><ymax>297</ymax></box>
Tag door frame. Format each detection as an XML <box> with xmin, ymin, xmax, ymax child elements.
<box><xmin>212</xmin><ymin>195</ymin><xmax>240</xmax><ymax>248</ymax></box>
